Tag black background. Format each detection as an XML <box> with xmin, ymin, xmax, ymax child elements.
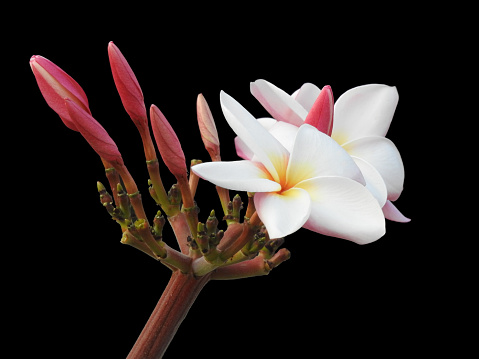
<box><xmin>9</xmin><ymin>6</ymin><xmax>455</xmax><ymax>358</ymax></box>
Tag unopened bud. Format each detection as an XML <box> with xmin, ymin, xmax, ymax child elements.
<box><xmin>197</xmin><ymin>93</ymin><xmax>220</xmax><ymax>160</ymax></box>
<box><xmin>304</xmin><ymin>85</ymin><xmax>334</xmax><ymax>136</ymax></box>
<box><xmin>206</xmin><ymin>210</ymin><xmax>219</xmax><ymax>237</ymax></box>
<box><xmin>150</xmin><ymin>104</ymin><xmax>187</xmax><ymax>179</ymax></box>
<box><xmin>247</xmin><ymin>234</ymin><xmax>266</xmax><ymax>254</ymax></box>
<box><xmin>65</xmin><ymin>98</ymin><xmax>123</xmax><ymax>166</ymax></box>
<box><xmin>232</xmin><ymin>194</ymin><xmax>243</xmax><ymax>219</ymax></box>
<box><xmin>168</xmin><ymin>184</ymin><xmax>181</xmax><ymax>205</ymax></box>
<box><xmin>196</xmin><ymin>222</ymin><xmax>209</xmax><ymax>254</ymax></box>
<box><xmin>187</xmin><ymin>236</ymin><xmax>199</xmax><ymax>251</ymax></box>
<box><xmin>133</xmin><ymin>219</ymin><xmax>167</xmax><ymax>259</ymax></box>
<box><xmin>103</xmin><ymin>201</ymin><xmax>116</xmax><ymax>217</ymax></box>
<box><xmin>108</xmin><ymin>42</ymin><xmax>148</xmax><ymax>131</ymax></box>
<box><xmin>153</xmin><ymin>211</ymin><xmax>166</xmax><ymax>240</ymax></box>
<box><xmin>30</xmin><ymin>55</ymin><xmax>90</xmax><ymax>131</ymax></box>
<box><xmin>97</xmin><ymin>181</ymin><xmax>112</xmax><ymax>204</ymax></box>
<box><xmin>262</xmin><ymin>237</ymin><xmax>285</xmax><ymax>259</ymax></box>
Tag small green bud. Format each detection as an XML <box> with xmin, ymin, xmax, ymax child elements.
<box><xmin>97</xmin><ymin>181</ymin><xmax>106</xmax><ymax>193</ymax></box>
<box><xmin>187</xmin><ymin>236</ymin><xmax>199</xmax><ymax>250</ymax></box>
<box><xmin>206</xmin><ymin>210</ymin><xmax>219</xmax><ymax>237</ymax></box>
<box><xmin>214</xmin><ymin>230</ymin><xmax>224</xmax><ymax>245</ymax></box>
<box><xmin>168</xmin><ymin>184</ymin><xmax>181</xmax><ymax>205</ymax></box>
<box><xmin>153</xmin><ymin>211</ymin><xmax>165</xmax><ymax>241</ymax></box>
<box><xmin>98</xmin><ymin>181</ymin><xmax>113</xmax><ymax>204</ymax></box>
<box><xmin>232</xmin><ymin>194</ymin><xmax>243</xmax><ymax>213</ymax></box>
<box><xmin>191</xmin><ymin>159</ymin><xmax>203</xmax><ymax>166</ymax></box>
<box><xmin>116</xmin><ymin>183</ymin><xmax>132</xmax><ymax>220</ymax></box>
<box><xmin>134</xmin><ymin>218</ymin><xmax>147</xmax><ymax>230</ymax></box>
<box><xmin>261</xmin><ymin>237</ymin><xmax>285</xmax><ymax>259</ymax></box>
<box><xmin>248</xmin><ymin>234</ymin><xmax>266</xmax><ymax>254</ymax></box>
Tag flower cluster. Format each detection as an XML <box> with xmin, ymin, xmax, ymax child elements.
<box><xmin>30</xmin><ymin>42</ymin><xmax>409</xmax><ymax>358</ymax></box>
<box><xmin>30</xmin><ymin>42</ymin><xmax>409</xmax><ymax>273</ymax></box>
<box><xmin>193</xmin><ymin>81</ymin><xmax>408</xmax><ymax>244</ymax></box>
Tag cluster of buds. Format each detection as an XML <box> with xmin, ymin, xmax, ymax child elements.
<box><xmin>30</xmin><ymin>42</ymin><xmax>290</xmax><ymax>279</ymax></box>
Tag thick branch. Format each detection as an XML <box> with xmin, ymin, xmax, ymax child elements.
<box><xmin>127</xmin><ymin>271</ymin><xmax>210</xmax><ymax>359</ymax></box>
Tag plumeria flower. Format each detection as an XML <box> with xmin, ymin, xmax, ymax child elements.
<box><xmin>247</xmin><ymin>80</ymin><xmax>409</xmax><ymax>222</ymax></box>
<box><xmin>192</xmin><ymin>91</ymin><xmax>386</xmax><ymax>244</ymax></box>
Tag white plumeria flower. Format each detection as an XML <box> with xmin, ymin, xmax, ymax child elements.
<box><xmin>192</xmin><ymin>91</ymin><xmax>386</xmax><ymax>244</ymax></box>
<box><xmin>247</xmin><ymin>80</ymin><xmax>409</xmax><ymax>222</ymax></box>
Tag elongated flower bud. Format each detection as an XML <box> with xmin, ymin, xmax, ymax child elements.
<box><xmin>197</xmin><ymin>93</ymin><xmax>220</xmax><ymax>160</ymax></box>
<box><xmin>108</xmin><ymin>42</ymin><xmax>148</xmax><ymax>131</ymax></box>
<box><xmin>65</xmin><ymin>98</ymin><xmax>123</xmax><ymax>165</ymax></box>
<box><xmin>30</xmin><ymin>55</ymin><xmax>90</xmax><ymax>131</ymax></box>
<box><xmin>304</xmin><ymin>85</ymin><xmax>334</xmax><ymax>136</ymax></box>
<box><xmin>150</xmin><ymin>104</ymin><xmax>187</xmax><ymax>178</ymax></box>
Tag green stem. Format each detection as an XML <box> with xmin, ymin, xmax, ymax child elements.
<box><xmin>147</xmin><ymin>159</ymin><xmax>175</xmax><ymax>215</ymax></box>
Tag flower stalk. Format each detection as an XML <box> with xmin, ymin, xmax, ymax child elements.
<box><xmin>196</xmin><ymin>93</ymin><xmax>232</xmax><ymax>222</ymax></box>
<box><xmin>211</xmin><ymin>247</ymin><xmax>291</xmax><ymax>280</ymax></box>
<box><xmin>114</xmin><ymin>164</ymin><xmax>148</xmax><ymax>221</ymax></box>
<box><xmin>147</xmin><ymin>159</ymin><xmax>177</xmax><ymax>216</ymax></box>
<box><xmin>100</xmin><ymin>159</ymin><xmax>121</xmax><ymax>203</ymax></box>
<box><xmin>188</xmin><ymin>159</ymin><xmax>202</xmax><ymax>197</ymax></box>
<box><xmin>108</xmin><ymin>41</ymin><xmax>172</xmax><ymax>215</ymax></box>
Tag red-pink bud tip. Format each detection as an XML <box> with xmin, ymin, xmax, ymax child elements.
<box><xmin>30</xmin><ymin>54</ymin><xmax>90</xmax><ymax>132</ymax></box>
<box><xmin>304</xmin><ymin>85</ymin><xmax>334</xmax><ymax>136</ymax></box>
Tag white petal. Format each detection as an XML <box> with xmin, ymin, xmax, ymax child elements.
<box><xmin>285</xmin><ymin>124</ymin><xmax>364</xmax><ymax>188</ymax></box>
<box><xmin>234</xmin><ymin>118</ymin><xmax>278</xmax><ymax>160</ymax></box>
<box><xmin>343</xmin><ymin>136</ymin><xmax>404</xmax><ymax>201</ymax></box>
<box><xmin>254</xmin><ymin>188</ymin><xmax>311</xmax><ymax>239</ymax></box>
<box><xmin>221</xmin><ymin>91</ymin><xmax>289</xmax><ymax>183</ymax></box>
<box><xmin>234</xmin><ymin>118</ymin><xmax>298</xmax><ymax>160</ymax></box>
<box><xmin>267</xmin><ymin>121</ymin><xmax>299</xmax><ymax>153</ymax></box>
<box><xmin>293</xmin><ymin>83</ymin><xmax>322</xmax><ymax>112</ymax></box>
<box><xmin>333</xmin><ymin>84</ymin><xmax>399</xmax><ymax>144</ymax></box>
<box><xmin>250</xmin><ymin>79</ymin><xmax>307</xmax><ymax>126</ymax></box>
<box><xmin>296</xmin><ymin>176</ymin><xmax>385</xmax><ymax>244</ymax></box>
<box><xmin>192</xmin><ymin>160</ymin><xmax>281</xmax><ymax>192</ymax></box>
<box><xmin>254</xmin><ymin>117</ymin><xmax>278</xmax><ymax>130</ymax></box>
<box><xmin>234</xmin><ymin>136</ymin><xmax>253</xmax><ymax>160</ymax></box>
<box><xmin>352</xmin><ymin>157</ymin><xmax>388</xmax><ymax>207</ymax></box>
<box><xmin>382</xmin><ymin>200</ymin><xmax>410</xmax><ymax>222</ymax></box>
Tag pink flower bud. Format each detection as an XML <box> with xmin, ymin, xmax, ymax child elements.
<box><xmin>108</xmin><ymin>42</ymin><xmax>148</xmax><ymax>131</ymax></box>
<box><xmin>150</xmin><ymin>104</ymin><xmax>187</xmax><ymax>178</ymax></box>
<box><xmin>304</xmin><ymin>85</ymin><xmax>334</xmax><ymax>136</ymax></box>
<box><xmin>30</xmin><ymin>55</ymin><xmax>90</xmax><ymax>131</ymax></box>
<box><xmin>197</xmin><ymin>93</ymin><xmax>220</xmax><ymax>160</ymax></box>
<box><xmin>65</xmin><ymin>98</ymin><xmax>123</xmax><ymax>165</ymax></box>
